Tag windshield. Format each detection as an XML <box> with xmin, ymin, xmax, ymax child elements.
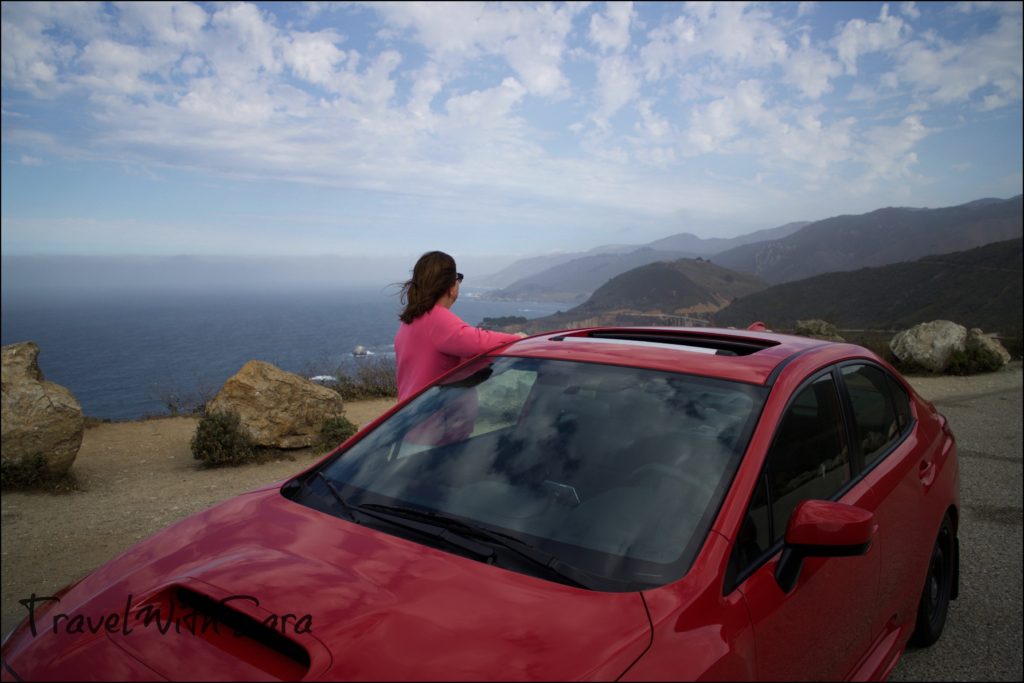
<box><xmin>287</xmin><ymin>356</ymin><xmax>766</xmax><ymax>591</ymax></box>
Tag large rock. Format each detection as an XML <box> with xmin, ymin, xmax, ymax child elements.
<box><xmin>965</xmin><ymin>328</ymin><xmax>1012</xmax><ymax>368</ymax></box>
<box><xmin>889</xmin><ymin>321</ymin><xmax>968</xmax><ymax>373</ymax></box>
<box><xmin>207</xmin><ymin>360</ymin><xmax>345</xmax><ymax>449</ymax></box>
<box><xmin>794</xmin><ymin>319</ymin><xmax>845</xmax><ymax>342</ymax></box>
<box><xmin>1</xmin><ymin>342</ymin><xmax>85</xmax><ymax>478</ymax></box>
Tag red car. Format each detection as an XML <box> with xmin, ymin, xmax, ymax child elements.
<box><xmin>2</xmin><ymin>327</ymin><xmax>959</xmax><ymax>681</ymax></box>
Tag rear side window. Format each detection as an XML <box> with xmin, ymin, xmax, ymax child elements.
<box><xmin>764</xmin><ymin>373</ymin><xmax>851</xmax><ymax>544</ymax></box>
<box><xmin>841</xmin><ymin>364</ymin><xmax>900</xmax><ymax>467</ymax></box>
<box><xmin>885</xmin><ymin>374</ymin><xmax>912</xmax><ymax>431</ymax></box>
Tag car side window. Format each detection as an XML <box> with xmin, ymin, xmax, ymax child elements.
<box><xmin>765</xmin><ymin>373</ymin><xmax>851</xmax><ymax>544</ymax></box>
<box><xmin>885</xmin><ymin>373</ymin><xmax>912</xmax><ymax>432</ymax></box>
<box><xmin>733</xmin><ymin>474</ymin><xmax>771</xmax><ymax>572</ymax></box>
<box><xmin>841</xmin><ymin>364</ymin><xmax>900</xmax><ymax>467</ymax></box>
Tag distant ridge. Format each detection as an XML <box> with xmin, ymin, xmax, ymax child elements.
<box><xmin>491</xmin><ymin>257</ymin><xmax>766</xmax><ymax>334</ymax></box>
<box><xmin>714</xmin><ymin>238</ymin><xmax>1023</xmax><ymax>334</ymax></box>
<box><xmin>713</xmin><ymin>195</ymin><xmax>1023</xmax><ymax>283</ymax></box>
<box><xmin>645</xmin><ymin>221</ymin><xmax>810</xmax><ymax>253</ymax></box>
<box><xmin>485</xmin><ymin>220</ymin><xmax>806</xmax><ymax>301</ymax></box>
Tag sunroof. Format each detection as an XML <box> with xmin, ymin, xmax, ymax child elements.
<box><xmin>552</xmin><ymin>335</ymin><xmax>719</xmax><ymax>354</ymax></box>
<box><xmin>550</xmin><ymin>330</ymin><xmax>776</xmax><ymax>356</ymax></box>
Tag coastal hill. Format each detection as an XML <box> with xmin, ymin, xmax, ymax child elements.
<box><xmin>713</xmin><ymin>238</ymin><xmax>1023</xmax><ymax>334</ymax></box>
<box><xmin>483</xmin><ymin>247</ymin><xmax>690</xmax><ymax>304</ymax></box>
<box><xmin>713</xmin><ymin>195</ymin><xmax>1023</xmax><ymax>284</ymax></box>
<box><xmin>483</xmin><ymin>220</ymin><xmax>808</xmax><ymax>302</ymax></box>
<box><xmin>485</xmin><ymin>257</ymin><xmax>766</xmax><ymax>334</ymax></box>
<box><xmin>484</xmin><ymin>196</ymin><xmax>1021</xmax><ymax>302</ymax></box>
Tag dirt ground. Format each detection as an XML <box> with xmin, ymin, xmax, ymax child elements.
<box><xmin>2</xmin><ymin>367</ymin><xmax>1022</xmax><ymax>637</ymax></box>
<box><xmin>0</xmin><ymin>398</ymin><xmax>395</xmax><ymax>636</ymax></box>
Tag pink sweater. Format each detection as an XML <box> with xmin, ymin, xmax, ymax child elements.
<box><xmin>394</xmin><ymin>304</ymin><xmax>521</xmax><ymax>401</ymax></box>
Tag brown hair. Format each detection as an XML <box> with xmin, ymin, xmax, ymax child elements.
<box><xmin>399</xmin><ymin>251</ymin><xmax>459</xmax><ymax>324</ymax></box>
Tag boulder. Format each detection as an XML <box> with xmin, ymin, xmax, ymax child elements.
<box><xmin>794</xmin><ymin>319</ymin><xmax>845</xmax><ymax>342</ymax></box>
<box><xmin>965</xmin><ymin>328</ymin><xmax>1011</xmax><ymax>368</ymax></box>
<box><xmin>889</xmin><ymin>321</ymin><xmax>968</xmax><ymax>373</ymax></box>
<box><xmin>1</xmin><ymin>342</ymin><xmax>85</xmax><ymax>479</ymax></box>
<box><xmin>207</xmin><ymin>360</ymin><xmax>345</xmax><ymax>449</ymax></box>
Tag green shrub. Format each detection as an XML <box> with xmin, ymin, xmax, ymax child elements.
<box><xmin>1</xmin><ymin>454</ymin><xmax>48</xmax><ymax>490</ymax></box>
<box><xmin>1</xmin><ymin>454</ymin><xmax>77</xmax><ymax>492</ymax></box>
<box><xmin>946</xmin><ymin>346</ymin><xmax>1006</xmax><ymax>376</ymax></box>
<box><xmin>327</xmin><ymin>356</ymin><xmax>397</xmax><ymax>401</ymax></box>
<box><xmin>318</xmin><ymin>416</ymin><xmax>358</xmax><ymax>451</ymax></box>
<box><xmin>191</xmin><ymin>411</ymin><xmax>256</xmax><ymax>467</ymax></box>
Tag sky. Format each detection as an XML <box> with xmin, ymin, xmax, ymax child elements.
<box><xmin>1</xmin><ymin>1</ymin><xmax>1022</xmax><ymax>286</ymax></box>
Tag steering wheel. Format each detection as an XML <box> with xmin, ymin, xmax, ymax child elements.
<box><xmin>627</xmin><ymin>463</ymin><xmax>714</xmax><ymax>499</ymax></box>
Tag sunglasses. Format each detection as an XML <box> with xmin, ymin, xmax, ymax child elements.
<box><xmin>455</xmin><ymin>273</ymin><xmax>464</xmax><ymax>283</ymax></box>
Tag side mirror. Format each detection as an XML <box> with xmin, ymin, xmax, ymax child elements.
<box><xmin>774</xmin><ymin>500</ymin><xmax>876</xmax><ymax>594</ymax></box>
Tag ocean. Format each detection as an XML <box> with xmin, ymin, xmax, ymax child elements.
<box><xmin>0</xmin><ymin>288</ymin><xmax>568</xmax><ymax>421</ymax></box>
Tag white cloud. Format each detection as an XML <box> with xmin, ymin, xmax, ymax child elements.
<box><xmin>117</xmin><ymin>1</ymin><xmax>208</xmax><ymax>48</ymax></box>
<box><xmin>898</xmin><ymin>2</ymin><xmax>921</xmax><ymax>19</ymax></box>
<box><xmin>0</xmin><ymin>2</ymin><xmax>91</xmax><ymax>98</ymax></box>
<box><xmin>635</xmin><ymin>99</ymin><xmax>672</xmax><ymax>140</ymax></box>
<box><xmin>891</xmin><ymin>11</ymin><xmax>1022</xmax><ymax>107</ymax></box>
<box><xmin>638</xmin><ymin>2</ymin><xmax>790</xmax><ymax>88</ymax></box>
<box><xmin>833</xmin><ymin>4</ymin><xmax>907</xmax><ymax>75</ymax></box>
<box><xmin>685</xmin><ymin>2</ymin><xmax>788</xmax><ymax>67</ymax></box>
<box><xmin>372</xmin><ymin>1</ymin><xmax>578</xmax><ymax>97</ymax></box>
<box><xmin>857</xmin><ymin>115</ymin><xmax>930</xmax><ymax>184</ymax></box>
<box><xmin>592</xmin><ymin>54</ymin><xmax>640</xmax><ymax>127</ymax></box>
<box><xmin>784</xmin><ymin>34</ymin><xmax>842</xmax><ymax>99</ymax></box>
<box><xmin>797</xmin><ymin>2</ymin><xmax>818</xmax><ymax>18</ymax></box>
<box><xmin>207</xmin><ymin>2</ymin><xmax>282</xmax><ymax>84</ymax></box>
<box><xmin>589</xmin><ymin>2</ymin><xmax>635</xmax><ymax>53</ymax></box>
<box><xmin>444</xmin><ymin>77</ymin><xmax>526</xmax><ymax>125</ymax></box>
<box><xmin>75</xmin><ymin>39</ymin><xmax>163</xmax><ymax>96</ymax></box>
<box><xmin>684</xmin><ymin>79</ymin><xmax>773</xmax><ymax>154</ymax></box>
<box><xmin>407</xmin><ymin>62</ymin><xmax>444</xmax><ymax>123</ymax></box>
<box><xmin>1</xmin><ymin>1</ymin><xmax>1020</xmax><ymax>254</ymax></box>
<box><xmin>282</xmin><ymin>30</ymin><xmax>346</xmax><ymax>88</ymax></box>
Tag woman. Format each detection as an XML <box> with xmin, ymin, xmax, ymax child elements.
<box><xmin>395</xmin><ymin>251</ymin><xmax>524</xmax><ymax>402</ymax></box>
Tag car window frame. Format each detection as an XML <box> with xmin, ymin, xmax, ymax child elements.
<box><xmin>724</xmin><ymin>360</ymin><xmax>917</xmax><ymax>595</ymax></box>
<box><xmin>834</xmin><ymin>360</ymin><xmax>916</xmax><ymax>477</ymax></box>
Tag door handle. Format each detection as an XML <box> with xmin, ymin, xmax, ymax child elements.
<box><xmin>918</xmin><ymin>459</ymin><xmax>936</xmax><ymax>486</ymax></box>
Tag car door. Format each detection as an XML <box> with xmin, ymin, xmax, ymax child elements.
<box><xmin>836</xmin><ymin>362</ymin><xmax>933</xmax><ymax>643</ymax></box>
<box><xmin>729</xmin><ymin>369</ymin><xmax>882</xmax><ymax>681</ymax></box>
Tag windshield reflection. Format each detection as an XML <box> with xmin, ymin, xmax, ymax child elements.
<box><xmin>308</xmin><ymin>356</ymin><xmax>766</xmax><ymax>591</ymax></box>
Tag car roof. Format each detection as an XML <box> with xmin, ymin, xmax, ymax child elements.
<box><xmin>494</xmin><ymin>326</ymin><xmax>837</xmax><ymax>387</ymax></box>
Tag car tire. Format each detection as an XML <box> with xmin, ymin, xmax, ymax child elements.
<box><xmin>909</xmin><ymin>514</ymin><xmax>956</xmax><ymax>647</ymax></box>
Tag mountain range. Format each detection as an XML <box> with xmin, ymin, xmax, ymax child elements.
<box><xmin>712</xmin><ymin>195</ymin><xmax>1023</xmax><ymax>283</ymax></box>
<box><xmin>484</xmin><ymin>196</ymin><xmax>1022</xmax><ymax>302</ymax></box>
<box><xmin>482</xmin><ymin>221</ymin><xmax>808</xmax><ymax>300</ymax></box>
<box><xmin>713</xmin><ymin>238</ymin><xmax>1022</xmax><ymax>333</ymax></box>
<box><xmin>489</xmin><ymin>257</ymin><xmax>767</xmax><ymax>334</ymax></box>
<box><xmin>481</xmin><ymin>195</ymin><xmax>1022</xmax><ymax>337</ymax></box>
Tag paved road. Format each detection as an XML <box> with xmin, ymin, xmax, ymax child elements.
<box><xmin>890</xmin><ymin>369</ymin><xmax>1023</xmax><ymax>681</ymax></box>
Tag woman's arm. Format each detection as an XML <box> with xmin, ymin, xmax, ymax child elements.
<box><xmin>431</xmin><ymin>307</ymin><xmax>522</xmax><ymax>359</ymax></box>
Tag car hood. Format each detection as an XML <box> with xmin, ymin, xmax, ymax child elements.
<box><xmin>2</xmin><ymin>489</ymin><xmax>652</xmax><ymax>682</ymax></box>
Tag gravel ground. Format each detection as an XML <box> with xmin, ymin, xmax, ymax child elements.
<box><xmin>2</xmin><ymin>365</ymin><xmax>1021</xmax><ymax>680</ymax></box>
<box><xmin>1</xmin><ymin>398</ymin><xmax>396</xmax><ymax>638</ymax></box>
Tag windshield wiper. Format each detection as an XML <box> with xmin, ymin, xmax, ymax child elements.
<box><xmin>311</xmin><ymin>476</ymin><xmax>496</xmax><ymax>561</ymax></box>
<box><xmin>357</xmin><ymin>503</ymin><xmax>592</xmax><ymax>589</ymax></box>
<box><xmin>315</xmin><ymin>472</ymin><xmax>358</xmax><ymax>523</ymax></box>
